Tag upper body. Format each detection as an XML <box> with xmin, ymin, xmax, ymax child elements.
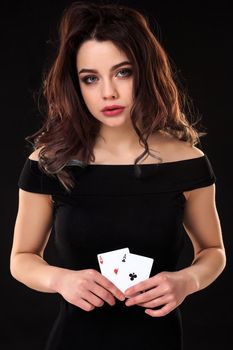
<box><xmin>10</xmin><ymin>1</ymin><xmax>226</xmax><ymax>318</ymax></box>
<box><xmin>11</xmin><ymin>132</ymin><xmax>226</xmax><ymax>316</ymax></box>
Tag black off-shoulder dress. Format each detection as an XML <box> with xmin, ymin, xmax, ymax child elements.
<box><xmin>17</xmin><ymin>154</ymin><xmax>216</xmax><ymax>350</ymax></box>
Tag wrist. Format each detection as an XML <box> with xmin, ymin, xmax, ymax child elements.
<box><xmin>48</xmin><ymin>266</ymin><xmax>70</xmax><ymax>293</ymax></box>
<box><xmin>178</xmin><ymin>267</ymin><xmax>200</xmax><ymax>296</ymax></box>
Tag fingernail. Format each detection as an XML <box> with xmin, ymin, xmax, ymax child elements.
<box><xmin>119</xmin><ymin>295</ymin><xmax>125</xmax><ymax>301</ymax></box>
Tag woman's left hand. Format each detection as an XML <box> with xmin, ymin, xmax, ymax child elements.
<box><xmin>124</xmin><ymin>270</ymin><xmax>197</xmax><ymax>317</ymax></box>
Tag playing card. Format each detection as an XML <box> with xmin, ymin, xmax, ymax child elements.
<box><xmin>114</xmin><ymin>253</ymin><xmax>154</xmax><ymax>293</ymax></box>
<box><xmin>97</xmin><ymin>248</ymin><xmax>130</xmax><ymax>284</ymax></box>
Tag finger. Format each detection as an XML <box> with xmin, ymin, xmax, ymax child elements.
<box><xmin>95</xmin><ymin>272</ymin><xmax>125</xmax><ymax>301</ymax></box>
<box><xmin>124</xmin><ymin>278</ymin><xmax>158</xmax><ymax>297</ymax></box>
<box><xmin>145</xmin><ymin>302</ymin><xmax>175</xmax><ymax>317</ymax></box>
<box><xmin>89</xmin><ymin>281</ymin><xmax>116</xmax><ymax>306</ymax></box>
<box><xmin>70</xmin><ymin>296</ymin><xmax>96</xmax><ymax>312</ymax></box>
<box><xmin>125</xmin><ymin>288</ymin><xmax>155</xmax><ymax>306</ymax></box>
<box><xmin>125</xmin><ymin>284</ymin><xmax>166</xmax><ymax>306</ymax></box>
<box><xmin>136</xmin><ymin>295</ymin><xmax>169</xmax><ymax>308</ymax></box>
<box><xmin>82</xmin><ymin>289</ymin><xmax>106</xmax><ymax>308</ymax></box>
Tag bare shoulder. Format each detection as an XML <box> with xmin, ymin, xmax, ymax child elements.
<box><xmin>167</xmin><ymin>137</ymin><xmax>204</xmax><ymax>161</ymax></box>
<box><xmin>28</xmin><ymin>146</ymin><xmax>44</xmax><ymax>161</ymax></box>
<box><xmin>152</xmin><ymin>131</ymin><xmax>204</xmax><ymax>162</ymax></box>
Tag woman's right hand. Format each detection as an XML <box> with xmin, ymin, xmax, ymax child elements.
<box><xmin>53</xmin><ymin>268</ymin><xmax>126</xmax><ymax>311</ymax></box>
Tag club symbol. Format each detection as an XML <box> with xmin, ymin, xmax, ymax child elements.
<box><xmin>129</xmin><ymin>272</ymin><xmax>137</xmax><ymax>281</ymax></box>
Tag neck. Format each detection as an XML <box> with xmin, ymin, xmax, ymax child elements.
<box><xmin>96</xmin><ymin>124</ymin><xmax>142</xmax><ymax>156</ymax></box>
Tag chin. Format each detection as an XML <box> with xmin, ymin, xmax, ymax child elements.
<box><xmin>104</xmin><ymin>117</ymin><xmax>130</xmax><ymax>126</ymax></box>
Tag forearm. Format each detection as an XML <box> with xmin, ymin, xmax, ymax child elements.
<box><xmin>10</xmin><ymin>253</ymin><xmax>69</xmax><ymax>293</ymax></box>
<box><xmin>179</xmin><ymin>247</ymin><xmax>226</xmax><ymax>295</ymax></box>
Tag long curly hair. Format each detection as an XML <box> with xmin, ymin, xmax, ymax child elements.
<box><xmin>26</xmin><ymin>0</ymin><xmax>202</xmax><ymax>192</ymax></box>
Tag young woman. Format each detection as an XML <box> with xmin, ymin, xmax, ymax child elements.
<box><xmin>10</xmin><ymin>1</ymin><xmax>226</xmax><ymax>349</ymax></box>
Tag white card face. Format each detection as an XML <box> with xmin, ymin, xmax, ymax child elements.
<box><xmin>97</xmin><ymin>248</ymin><xmax>130</xmax><ymax>284</ymax></box>
<box><xmin>114</xmin><ymin>253</ymin><xmax>154</xmax><ymax>293</ymax></box>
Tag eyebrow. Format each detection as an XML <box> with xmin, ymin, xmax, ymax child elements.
<box><xmin>78</xmin><ymin>61</ymin><xmax>132</xmax><ymax>75</ymax></box>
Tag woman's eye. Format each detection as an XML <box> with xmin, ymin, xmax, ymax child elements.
<box><xmin>117</xmin><ymin>68</ymin><xmax>132</xmax><ymax>78</ymax></box>
<box><xmin>82</xmin><ymin>76</ymin><xmax>97</xmax><ymax>84</ymax></box>
<box><xmin>81</xmin><ymin>68</ymin><xmax>132</xmax><ymax>85</ymax></box>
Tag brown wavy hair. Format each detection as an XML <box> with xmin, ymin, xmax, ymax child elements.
<box><xmin>26</xmin><ymin>0</ymin><xmax>203</xmax><ymax>192</ymax></box>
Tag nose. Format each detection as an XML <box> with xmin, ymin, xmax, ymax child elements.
<box><xmin>101</xmin><ymin>79</ymin><xmax>118</xmax><ymax>99</ymax></box>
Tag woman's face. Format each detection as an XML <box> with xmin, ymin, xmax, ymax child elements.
<box><xmin>76</xmin><ymin>39</ymin><xmax>134</xmax><ymax>128</ymax></box>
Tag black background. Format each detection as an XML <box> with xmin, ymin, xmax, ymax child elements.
<box><xmin>1</xmin><ymin>0</ymin><xmax>232</xmax><ymax>349</ymax></box>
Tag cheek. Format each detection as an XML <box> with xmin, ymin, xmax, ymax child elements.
<box><xmin>80</xmin><ymin>86</ymin><xmax>95</xmax><ymax>108</ymax></box>
<box><xmin>80</xmin><ymin>88</ymin><xmax>102</xmax><ymax>120</ymax></box>
<box><xmin>122</xmin><ymin>80</ymin><xmax>134</xmax><ymax>100</ymax></box>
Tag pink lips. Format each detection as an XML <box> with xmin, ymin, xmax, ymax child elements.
<box><xmin>101</xmin><ymin>104</ymin><xmax>124</xmax><ymax>111</ymax></box>
<box><xmin>102</xmin><ymin>107</ymin><xmax>125</xmax><ymax>116</ymax></box>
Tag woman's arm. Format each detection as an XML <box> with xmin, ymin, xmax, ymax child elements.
<box><xmin>180</xmin><ymin>183</ymin><xmax>226</xmax><ymax>293</ymax></box>
<box><xmin>10</xmin><ymin>148</ymin><xmax>62</xmax><ymax>292</ymax></box>
<box><xmin>10</xmin><ymin>188</ymin><xmax>64</xmax><ymax>292</ymax></box>
<box><xmin>122</xmin><ymin>183</ymin><xmax>226</xmax><ymax>316</ymax></box>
